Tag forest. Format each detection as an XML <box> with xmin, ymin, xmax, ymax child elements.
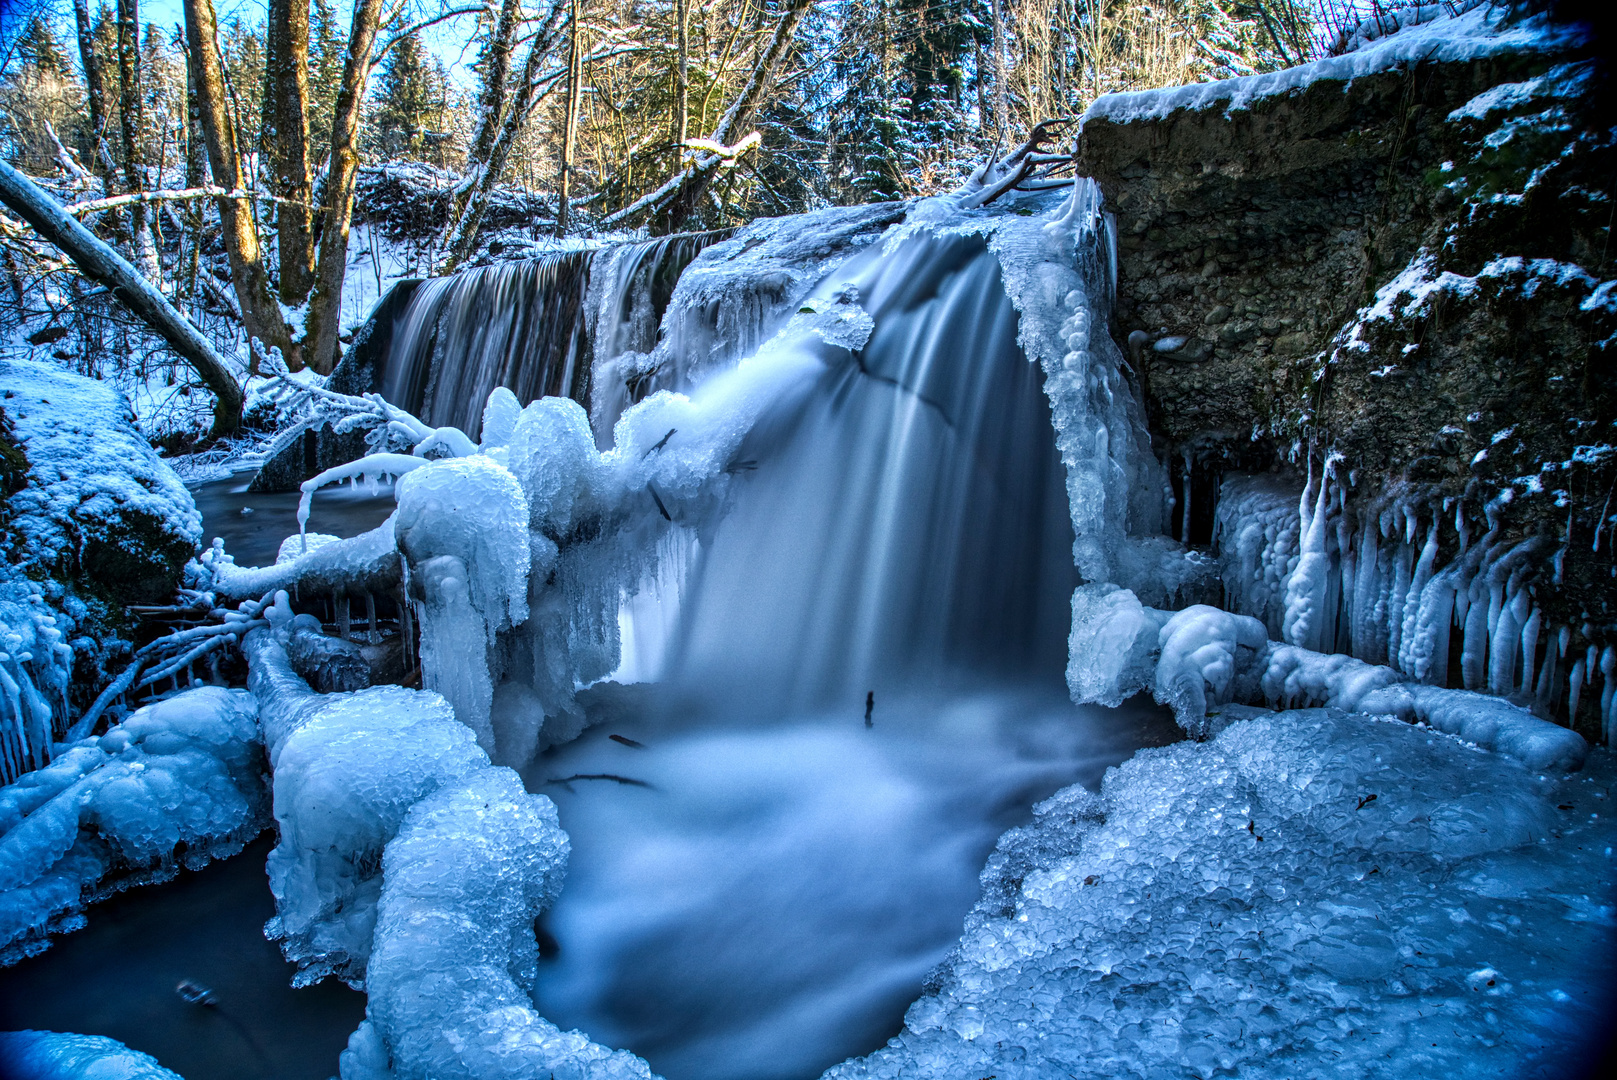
<box><xmin>0</xmin><ymin>0</ymin><xmax>1336</xmax><ymax>441</ymax></box>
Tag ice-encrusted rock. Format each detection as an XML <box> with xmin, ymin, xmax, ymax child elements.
<box><xmin>829</xmin><ymin>711</ymin><xmax>1613</xmax><ymax>1080</ymax></box>
<box><xmin>0</xmin><ymin>1030</ymin><xmax>185</xmax><ymax>1079</ymax></box>
<box><xmin>246</xmin><ymin>624</ymin><xmax>487</xmax><ymax>987</ymax></box>
<box><xmin>358</xmin><ymin>768</ymin><xmax>651</xmax><ymax>1080</ymax></box>
<box><xmin>0</xmin><ymin>686</ymin><xmax>264</xmax><ymax>963</ymax></box>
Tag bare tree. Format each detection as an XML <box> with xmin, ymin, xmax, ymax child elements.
<box><xmin>0</xmin><ymin>161</ymin><xmax>243</xmax><ymax>434</ymax></box>
<box><xmin>265</xmin><ymin>0</ymin><xmax>315</xmax><ymax>303</ymax></box>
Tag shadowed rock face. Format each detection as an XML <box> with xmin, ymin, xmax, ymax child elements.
<box><xmin>1077</xmin><ymin>30</ymin><xmax>1616</xmax><ymax>730</ymax></box>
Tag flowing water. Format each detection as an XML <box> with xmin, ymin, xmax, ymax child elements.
<box><xmin>0</xmin><ymin>835</ymin><xmax>366</xmax><ymax>1080</ymax></box>
<box><xmin>525</xmin><ymin>233</ymin><xmax>1178</xmax><ymax>1080</ymax></box>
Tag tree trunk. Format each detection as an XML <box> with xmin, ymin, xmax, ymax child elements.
<box><xmin>72</xmin><ymin>0</ymin><xmax>120</xmax><ymax>196</ymax></box>
<box><xmin>556</xmin><ymin>0</ymin><xmax>583</xmax><ymax>238</ymax></box>
<box><xmin>0</xmin><ymin>162</ymin><xmax>242</xmax><ymax>435</ymax></box>
<box><xmin>645</xmin><ymin>0</ymin><xmax>811</xmax><ymax>235</ymax></box>
<box><xmin>116</xmin><ymin>0</ymin><xmax>159</xmax><ymax>281</ymax></box>
<box><xmin>184</xmin><ymin>0</ymin><xmax>299</xmax><ymax>370</ymax></box>
<box><xmin>440</xmin><ymin>1</ymin><xmax>567</xmax><ymax>272</ymax></box>
<box><xmin>299</xmin><ymin>0</ymin><xmax>386</xmax><ymax>375</ymax></box>
<box><xmin>266</xmin><ymin>0</ymin><xmax>316</xmax><ymax>304</ymax></box>
<box><xmin>466</xmin><ymin>0</ymin><xmax>523</xmax><ymax>170</ymax></box>
<box><xmin>992</xmin><ymin>0</ymin><xmax>1008</xmax><ymax>140</ymax></box>
<box><xmin>674</xmin><ymin>0</ymin><xmax>689</xmax><ymax>159</ymax></box>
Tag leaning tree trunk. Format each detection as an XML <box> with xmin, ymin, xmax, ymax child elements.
<box><xmin>440</xmin><ymin>1</ymin><xmax>567</xmax><ymax>273</ymax></box>
<box><xmin>443</xmin><ymin>0</ymin><xmax>524</xmax><ymax>236</ymax></box>
<box><xmin>266</xmin><ymin>0</ymin><xmax>316</xmax><ymax>305</ymax></box>
<box><xmin>646</xmin><ymin>0</ymin><xmax>812</xmax><ymax>235</ymax></box>
<box><xmin>0</xmin><ymin>162</ymin><xmax>243</xmax><ymax>435</ymax></box>
<box><xmin>183</xmin><ymin>0</ymin><xmax>299</xmax><ymax>370</ymax></box>
<box><xmin>299</xmin><ymin>0</ymin><xmax>386</xmax><ymax>375</ymax></box>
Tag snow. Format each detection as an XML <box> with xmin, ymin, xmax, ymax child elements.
<box><xmin>0</xmin><ymin>358</ymin><xmax>199</xmax><ymax>571</ymax></box>
<box><xmin>1155</xmin><ymin>605</ymin><xmax>1268</xmax><ymax>735</ymax></box>
<box><xmin>1448</xmin><ymin>60</ymin><xmax>1598</xmax><ymax>121</ymax></box>
<box><xmin>0</xmin><ymin>1030</ymin><xmax>185</xmax><ymax>1079</ymax></box>
<box><xmin>0</xmin><ymin>686</ymin><xmax>264</xmax><ymax>963</ymax></box>
<box><xmin>1082</xmin><ymin>5</ymin><xmax>1587</xmax><ymax>126</ymax></box>
<box><xmin>827</xmin><ymin>711</ymin><xmax>1614</xmax><ymax>1080</ymax></box>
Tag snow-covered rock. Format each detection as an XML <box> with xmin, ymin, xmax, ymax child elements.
<box><xmin>829</xmin><ymin>710</ymin><xmax>1613</xmax><ymax>1080</ymax></box>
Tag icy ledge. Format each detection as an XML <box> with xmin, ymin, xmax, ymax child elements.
<box><xmin>241</xmin><ymin>610</ymin><xmax>654</xmax><ymax>1080</ymax></box>
<box><xmin>827</xmin><ymin>709</ymin><xmax>1614</xmax><ymax>1080</ymax></box>
<box><xmin>1069</xmin><ymin>589</ymin><xmax>1588</xmax><ymax>774</ymax></box>
<box><xmin>0</xmin><ymin>686</ymin><xmax>264</xmax><ymax>963</ymax></box>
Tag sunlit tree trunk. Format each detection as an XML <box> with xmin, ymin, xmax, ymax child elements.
<box><xmin>183</xmin><ymin>0</ymin><xmax>299</xmax><ymax>369</ymax></box>
<box><xmin>300</xmin><ymin>0</ymin><xmax>386</xmax><ymax>374</ymax></box>
<box><xmin>266</xmin><ymin>0</ymin><xmax>316</xmax><ymax>304</ymax></box>
<box><xmin>556</xmin><ymin>0</ymin><xmax>583</xmax><ymax>237</ymax></box>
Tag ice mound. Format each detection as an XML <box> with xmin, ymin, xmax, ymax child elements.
<box><xmin>827</xmin><ymin>711</ymin><xmax>1612</xmax><ymax>1080</ymax></box>
<box><xmin>0</xmin><ymin>686</ymin><xmax>264</xmax><ymax>962</ymax></box>
<box><xmin>354</xmin><ymin>768</ymin><xmax>649</xmax><ymax>1080</ymax></box>
<box><xmin>0</xmin><ymin>1029</ymin><xmax>184</xmax><ymax>1079</ymax></box>
<box><xmin>246</xmin><ymin>627</ymin><xmax>489</xmax><ymax>986</ymax></box>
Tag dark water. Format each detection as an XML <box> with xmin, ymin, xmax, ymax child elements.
<box><xmin>0</xmin><ymin>835</ymin><xmax>366</xmax><ymax>1080</ymax></box>
<box><xmin>528</xmin><ymin>689</ymin><xmax>1180</xmax><ymax>1080</ymax></box>
<box><xmin>190</xmin><ymin>468</ymin><xmax>397</xmax><ymax>568</ymax></box>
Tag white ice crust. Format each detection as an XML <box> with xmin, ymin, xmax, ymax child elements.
<box><xmin>827</xmin><ymin>711</ymin><xmax>1612</xmax><ymax>1080</ymax></box>
<box><xmin>0</xmin><ymin>687</ymin><xmax>264</xmax><ymax>962</ymax></box>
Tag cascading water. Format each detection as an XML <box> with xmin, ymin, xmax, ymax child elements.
<box><xmin>380</xmin><ymin>251</ymin><xmax>595</xmax><ymax>438</ymax></box>
<box><xmin>524</xmin><ymin>225</ymin><xmax>1172</xmax><ymax>1080</ymax></box>
<box><xmin>377</xmin><ymin>233</ymin><xmax>726</xmax><ymax>440</ymax></box>
<box><xmin>667</xmin><ymin>233</ymin><xmax>1077</xmax><ymax>708</ymax></box>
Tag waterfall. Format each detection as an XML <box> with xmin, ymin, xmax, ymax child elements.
<box><xmin>375</xmin><ymin>232</ymin><xmax>727</xmax><ymax>441</ymax></box>
<box><xmin>664</xmin><ymin>232</ymin><xmax>1077</xmax><ymax>710</ymax></box>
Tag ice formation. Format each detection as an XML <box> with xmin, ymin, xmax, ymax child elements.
<box><xmin>0</xmin><ymin>686</ymin><xmax>263</xmax><ymax>962</ymax></box>
<box><xmin>826</xmin><ymin>710</ymin><xmax>1613</xmax><ymax>1080</ymax></box>
<box><xmin>240</xmin><ymin>600</ymin><xmax>650</xmax><ymax>1079</ymax></box>
<box><xmin>0</xmin><ymin>358</ymin><xmax>202</xmax><ymax>783</ymax></box>
<box><xmin>0</xmin><ymin>1030</ymin><xmax>185</xmax><ymax>1079</ymax></box>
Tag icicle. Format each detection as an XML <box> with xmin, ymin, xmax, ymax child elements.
<box><xmin>1350</xmin><ymin>521</ymin><xmax>1378</xmax><ymax>662</ymax></box>
<box><xmin>1397</xmin><ymin>521</ymin><xmax>1440</xmax><ymax>673</ymax></box>
<box><xmin>1454</xmin><ymin>500</ymin><xmax>1468</xmax><ymax>555</ymax></box>
<box><xmin>365</xmin><ymin>592</ymin><xmax>379</xmax><ymax>646</ymax></box>
<box><xmin>1518</xmin><ymin>604</ymin><xmax>1541</xmax><ymax>697</ymax></box>
<box><xmin>1569</xmin><ymin>658</ymin><xmax>1586</xmax><ymax>722</ymax></box>
<box><xmin>338</xmin><ymin>594</ymin><xmax>352</xmax><ymax>641</ymax></box>
<box><xmin>1410</xmin><ymin>566</ymin><xmax>1457</xmax><ymax>686</ymax></box>
<box><xmin>1180</xmin><ymin>449</ymin><xmax>1193</xmax><ymax>542</ymax></box>
<box><xmin>1336</xmin><ymin>515</ymin><xmax>1357</xmax><ymax>653</ymax></box>
<box><xmin>1534</xmin><ymin>623</ymin><xmax>1560</xmax><ymax>712</ymax></box>
<box><xmin>1282</xmin><ymin>463</ymin><xmax>1331</xmax><ymax>651</ymax></box>
<box><xmin>1488</xmin><ymin>582</ymin><xmax>1523</xmax><ymax>695</ymax></box>
<box><xmin>1461</xmin><ymin>569</ymin><xmax>1491</xmax><ymax>691</ymax></box>
<box><xmin>1603</xmin><ymin>647</ymin><xmax>1616</xmax><ymax>745</ymax></box>
<box><xmin>1386</xmin><ymin>531</ymin><xmax>1414</xmax><ymax>670</ymax></box>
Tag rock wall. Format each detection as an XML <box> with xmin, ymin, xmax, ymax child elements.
<box><xmin>1076</xmin><ymin>6</ymin><xmax>1615</xmax><ymax>737</ymax></box>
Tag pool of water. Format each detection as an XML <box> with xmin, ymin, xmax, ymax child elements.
<box><xmin>189</xmin><ymin>468</ymin><xmax>397</xmax><ymax>569</ymax></box>
<box><xmin>528</xmin><ymin>687</ymin><xmax>1181</xmax><ymax>1080</ymax></box>
<box><xmin>0</xmin><ymin>835</ymin><xmax>366</xmax><ymax>1080</ymax></box>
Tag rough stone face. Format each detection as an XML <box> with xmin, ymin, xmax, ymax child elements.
<box><xmin>1077</xmin><ymin>28</ymin><xmax>1616</xmax><ymax>732</ymax></box>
